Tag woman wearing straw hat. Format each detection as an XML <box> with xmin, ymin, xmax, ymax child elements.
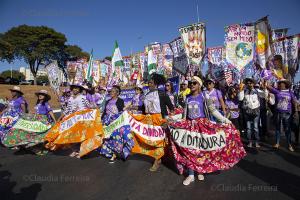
<box><xmin>0</xmin><ymin>86</ymin><xmax>28</xmax><ymax>141</ymax></box>
<box><xmin>34</xmin><ymin>90</ymin><xmax>56</xmax><ymax>123</ymax></box>
<box><xmin>8</xmin><ymin>86</ymin><xmax>28</xmax><ymax>114</ymax></box>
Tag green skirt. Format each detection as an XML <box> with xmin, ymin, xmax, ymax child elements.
<box><xmin>2</xmin><ymin>114</ymin><xmax>53</xmax><ymax>148</ymax></box>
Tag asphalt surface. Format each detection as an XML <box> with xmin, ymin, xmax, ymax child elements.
<box><xmin>1</xmin><ymin>137</ymin><xmax>300</xmax><ymax>200</ymax></box>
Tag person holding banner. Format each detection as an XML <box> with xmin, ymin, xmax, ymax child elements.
<box><xmin>131</xmin><ymin>73</ymin><xmax>174</xmax><ymax>172</ymax></box>
<box><xmin>2</xmin><ymin>90</ymin><xmax>55</xmax><ymax>154</ymax></box>
<box><xmin>271</xmin><ymin>55</ymin><xmax>289</xmax><ymax>80</ymax></box>
<box><xmin>170</xmin><ymin>76</ymin><xmax>232</xmax><ymax>186</ymax></box>
<box><xmin>62</xmin><ymin>83</ymin><xmax>90</xmax><ymax>118</ymax></box>
<box><xmin>98</xmin><ymin>85</ymin><xmax>133</xmax><ymax>163</ymax></box>
<box><xmin>34</xmin><ymin>90</ymin><xmax>56</xmax><ymax>123</ymax></box>
<box><xmin>7</xmin><ymin>86</ymin><xmax>28</xmax><ymax>114</ymax></box>
<box><xmin>0</xmin><ymin>86</ymin><xmax>28</xmax><ymax>142</ymax></box>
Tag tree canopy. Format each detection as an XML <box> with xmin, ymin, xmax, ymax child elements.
<box><xmin>0</xmin><ymin>25</ymin><xmax>89</xmax><ymax>84</ymax></box>
<box><xmin>0</xmin><ymin>70</ymin><xmax>25</xmax><ymax>80</ymax></box>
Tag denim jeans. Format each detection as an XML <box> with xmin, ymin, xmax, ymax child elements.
<box><xmin>246</xmin><ymin>114</ymin><xmax>260</xmax><ymax>142</ymax></box>
<box><xmin>188</xmin><ymin>168</ymin><xmax>194</xmax><ymax>176</ymax></box>
<box><xmin>275</xmin><ymin>112</ymin><xmax>292</xmax><ymax>145</ymax></box>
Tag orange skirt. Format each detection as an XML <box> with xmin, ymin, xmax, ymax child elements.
<box><xmin>130</xmin><ymin>113</ymin><xmax>167</xmax><ymax>160</ymax></box>
<box><xmin>44</xmin><ymin>109</ymin><xmax>104</xmax><ymax>157</ymax></box>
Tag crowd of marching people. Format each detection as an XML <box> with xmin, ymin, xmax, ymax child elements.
<box><xmin>0</xmin><ymin>55</ymin><xmax>299</xmax><ymax>186</ymax></box>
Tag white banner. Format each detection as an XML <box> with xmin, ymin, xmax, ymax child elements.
<box><xmin>46</xmin><ymin>61</ymin><xmax>62</xmax><ymax>93</ymax></box>
<box><xmin>59</xmin><ymin>110</ymin><xmax>97</xmax><ymax>132</ymax></box>
<box><xmin>207</xmin><ymin>46</ymin><xmax>224</xmax><ymax>65</ymax></box>
<box><xmin>225</xmin><ymin>24</ymin><xmax>255</xmax><ymax>72</ymax></box>
<box><xmin>179</xmin><ymin>22</ymin><xmax>206</xmax><ymax>65</ymax></box>
<box><xmin>273</xmin><ymin>34</ymin><xmax>300</xmax><ymax>74</ymax></box>
<box><xmin>170</xmin><ymin>128</ymin><xmax>226</xmax><ymax>151</ymax></box>
<box><xmin>128</xmin><ymin>114</ymin><xmax>165</xmax><ymax>141</ymax></box>
<box><xmin>255</xmin><ymin>17</ymin><xmax>272</xmax><ymax>69</ymax></box>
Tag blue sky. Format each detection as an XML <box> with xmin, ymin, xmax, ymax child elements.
<box><xmin>0</xmin><ymin>0</ymin><xmax>299</xmax><ymax>75</ymax></box>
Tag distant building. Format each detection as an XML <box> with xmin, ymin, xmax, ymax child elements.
<box><xmin>19</xmin><ymin>66</ymin><xmax>66</xmax><ymax>82</ymax></box>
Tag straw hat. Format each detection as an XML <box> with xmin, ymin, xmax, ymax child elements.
<box><xmin>35</xmin><ymin>89</ymin><xmax>51</xmax><ymax>100</ymax></box>
<box><xmin>9</xmin><ymin>86</ymin><xmax>23</xmax><ymax>95</ymax></box>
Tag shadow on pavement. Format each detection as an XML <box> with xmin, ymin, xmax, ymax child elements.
<box><xmin>238</xmin><ymin>159</ymin><xmax>300</xmax><ymax>199</ymax></box>
<box><xmin>0</xmin><ymin>164</ymin><xmax>42</xmax><ymax>200</ymax></box>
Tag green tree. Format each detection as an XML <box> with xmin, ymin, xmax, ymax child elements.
<box><xmin>0</xmin><ymin>25</ymin><xmax>67</xmax><ymax>84</ymax></box>
<box><xmin>104</xmin><ymin>56</ymin><xmax>112</xmax><ymax>61</ymax></box>
<box><xmin>0</xmin><ymin>70</ymin><xmax>25</xmax><ymax>80</ymax></box>
<box><xmin>37</xmin><ymin>75</ymin><xmax>49</xmax><ymax>84</ymax></box>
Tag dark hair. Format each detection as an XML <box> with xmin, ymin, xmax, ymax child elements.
<box><xmin>165</xmin><ymin>81</ymin><xmax>174</xmax><ymax>93</ymax></box>
<box><xmin>135</xmin><ymin>87</ymin><xmax>144</xmax><ymax>94</ymax></box>
<box><xmin>36</xmin><ymin>94</ymin><xmax>49</xmax><ymax>106</ymax></box>
<box><xmin>89</xmin><ymin>87</ymin><xmax>95</xmax><ymax>95</ymax></box>
<box><xmin>15</xmin><ymin>92</ymin><xmax>22</xmax><ymax>98</ymax></box>
<box><xmin>112</xmin><ymin>85</ymin><xmax>121</xmax><ymax>94</ymax></box>
<box><xmin>70</xmin><ymin>85</ymin><xmax>83</xmax><ymax>93</ymax></box>
<box><xmin>274</xmin><ymin>55</ymin><xmax>283</xmax><ymax>61</ymax></box>
<box><xmin>150</xmin><ymin>73</ymin><xmax>166</xmax><ymax>86</ymax></box>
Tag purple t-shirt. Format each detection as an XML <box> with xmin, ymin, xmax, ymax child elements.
<box><xmin>186</xmin><ymin>93</ymin><xmax>205</xmax><ymax>120</ymax></box>
<box><xmin>60</xmin><ymin>96</ymin><xmax>69</xmax><ymax>110</ymax></box>
<box><xmin>34</xmin><ymin>102</ymin><xmax>52</xmax><ymax>115</ymax></box>
<box><xmin>205</xmin><ymin>89</ymin><xmax>222</xmax><ymax>110</ymax></box>
<box><xmin>131</xmin><ymin>94</ymin><xmax>143</xmax><ymax>114</ymax></box>
<box><xmin>270</xmin><ymin>88</ymin><xmax>295</xmax><ymax>113</ymax></box>
<box><xmin>86</xmin><ymin>93</ymin><xmax>94</xmax><ymax>103</ymax></box>
<box><xmin>105</xmin><ymin>98</ymin><xmax>118</xmax><ymax>116</ymax></box>
<box><xmin>9</xmin><ymin>97</ymin><xmax>26</xmax><ymax>113</ymax></box>
<box><xmin>225</xmin><ymin>98</ymin><xmax>239</xmax><ymax>119</ymax></box>
<box><xmin>132</xmin><ymin>94</ymin><xmax>143</xmax><ymax>107</ymax></box>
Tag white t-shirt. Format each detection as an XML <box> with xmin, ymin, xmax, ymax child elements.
<box><xmin>64</xmin><ymin>94</ymin><xmax>90</xmax><ymax>115</ymax></box>
<box><xmin>144</xmin><ymin>90</ymin><xmax>161</xmax><ymax>114</ymax></box>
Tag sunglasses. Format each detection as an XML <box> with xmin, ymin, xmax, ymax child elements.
<box><xmin>165</xmin><ymin>84</ymin><xmax>170</xmax><ymax>87</ymax></box>
<box><xmin>191</xmin><ymin>81</ymin><xmax>198</xmax><ymax>85</ymax></box>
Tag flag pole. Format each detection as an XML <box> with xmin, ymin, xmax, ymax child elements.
<box><xmin>196</xmin><ymin>1</ymin><xmax>200</xmax><ymax>23</ymax></box>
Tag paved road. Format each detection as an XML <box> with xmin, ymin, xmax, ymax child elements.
<box><xmin>1</xmin><ymin>138</ymin><xmax>300</xmax><ymax>200</ymax></box>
